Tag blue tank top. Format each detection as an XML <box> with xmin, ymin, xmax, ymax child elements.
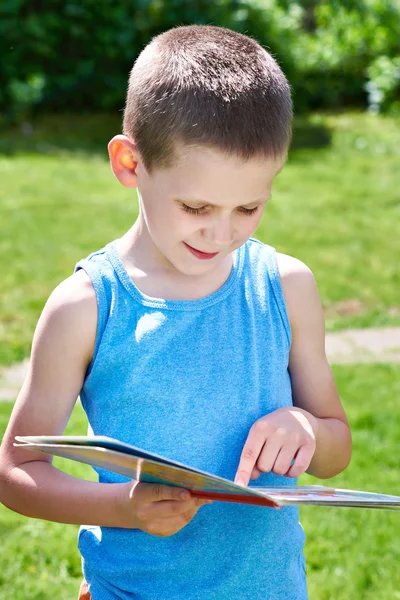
<box><xmin>75</xmin><ymin>237</ymin><xmax>308</xmax><ymax>600</ymax></box>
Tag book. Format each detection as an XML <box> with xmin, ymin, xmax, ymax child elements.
<box><xmin>14</xmin><ymin>435</ymin><xmax>400</xmax><ymax>510</ymax></box>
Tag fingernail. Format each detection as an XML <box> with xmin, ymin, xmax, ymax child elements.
<box><xmin>179</xmin><ymin>491</ymin><xmax>189</xmax><ymax>500</ymax></box>
<box><xmin>235</xmin><ymin>479</ymin><xmax>246</xmax><ymax>487</ymax></box>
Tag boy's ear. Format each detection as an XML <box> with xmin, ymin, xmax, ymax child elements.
<box><xmin>108</xmin><ymin>135</ymin><xmax>140</xmax><ymax>188</ymax></box>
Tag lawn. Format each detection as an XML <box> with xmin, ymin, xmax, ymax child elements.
<box><xmin>0</xmin><ymin>401</ymin><xmax>93</xmax><ymax>600</ymax></box>
<box><xmin>0</xmin><ymin>111</ymin><xmax>399</xmax><ymax>597</ymax></box>
<box><xmin>1</xmin><ymin>112</ymin><xmax>399</xmax><ymax>364</ymax></box>
<box><xmin>0</xmin><ymin>364</ymin><xmax>399</xmax><ymax>599</ymax></box>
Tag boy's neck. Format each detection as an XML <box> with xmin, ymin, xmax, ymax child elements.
<box><xmin>116</xmin><ymin>221</ymin><xmax>235</xmax><ymax>301</ymax></box>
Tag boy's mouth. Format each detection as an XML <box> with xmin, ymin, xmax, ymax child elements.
<box><xmin>183</xmin><ymin>242</ymin><xmax>220</xmax><ymax>260</ymax></box>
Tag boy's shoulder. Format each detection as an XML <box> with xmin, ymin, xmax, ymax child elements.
<box><xmin>50</xmin><ymin>269</ymin><xmax>97</xmax><ymax>312</ymax></box>
<box><xmin>42</xmin><ymin>270</ymin><xmax>97</xmax><ymax>342</ymax></box>
<box><xmin>275</xmin><ymin>252</ymin><xmax>314</xmax><ymax>283</ymax></box>
<box><xmin>246</xmin><ymin>239</ymin><xmax>315</xmax><ymax>282</ymax></box>
<box><xmin>28</xmin><ymin>270</ymin><xmax>98</xmax><ymax>377</ymax></box>
<box><xmin>275</xmin><ymin>252</ymin><xmax>322</xmax><ymax>329</ymax></box>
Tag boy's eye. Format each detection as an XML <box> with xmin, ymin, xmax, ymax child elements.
<box><xmin>181</xmin><ymin>204</ymin><xmax>206</xmax><ymax>215</ymax></box>
<box><xmin>238</xmin><ymin>206</ymin><xmax>259</xmax><ymax>216</ymax></box>
<box><xmin>180</xmin><ymin>203</ymin><xmax>259</xmax><ymax>216</ymax></box>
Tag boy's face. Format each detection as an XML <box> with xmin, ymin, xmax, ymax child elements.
<box><xmin>110</xmin><ymin>139</ymin><xmax>284</xmax><ymax>277</ymax></box>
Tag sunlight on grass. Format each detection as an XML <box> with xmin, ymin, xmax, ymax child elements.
<box><xmin>299</xmin><ymin>364</ymin><xmax>400</xmax><ymax>599</ymax></box>
<box><xmin>257</xmin><ymin>113</ymin><xmax>400</xmax><ymax>331</ymax></box>
<box><xmin>0</xmin><ymin>401</ymin><xmax>92</xmax><ymax>599</ymax></box>
<box><xmin>1</xmin><ymin>112</ymin><xmax>399</xmax><ymax>365</ymax></box>
<box><xmin>1</xmin><ymin>112</ymin><xmax>399</xmax><ymax>364</ymax></box>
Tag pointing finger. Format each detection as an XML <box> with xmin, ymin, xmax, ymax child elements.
<box><xmin>235</xmin><ymin>423</ymin><xmax>266</xmax><ymax>487</ymax></box>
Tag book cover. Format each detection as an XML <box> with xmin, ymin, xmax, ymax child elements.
<box><xmin>14</xmin><ymin>435</ymin><xmax>400</xmax><ymax>510</ymax></box>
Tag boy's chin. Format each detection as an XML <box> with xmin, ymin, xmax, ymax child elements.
<box><xmin>172</xmin><ymin>253</ymin><xmax>222</xmax><ymax>277</ymax></box>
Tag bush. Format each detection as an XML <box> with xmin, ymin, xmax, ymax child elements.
<box><xmin>0</xmin><ymin>0</ymin><xmax>295</xmax><ymax>120</ymax></box>
<box><xmin>0</xmin><ymin>0</ymin><xmax>399</xmax><ymax>120</ymax></box>
<box><xmin>288</xmin><ymin>0</ymin><xmax>400</xmax><ymax>112</ymax></box>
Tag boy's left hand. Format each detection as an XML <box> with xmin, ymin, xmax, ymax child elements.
<box><xmin>234</xmin><ymin>407</ymin><xmax>318</xmax><ymax>486</ymax></box>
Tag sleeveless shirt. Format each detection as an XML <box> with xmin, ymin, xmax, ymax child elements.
<box><xmin>75</xmin><ymin>237</ymin><xmax>308</xmax><ymax>600</ymax></box>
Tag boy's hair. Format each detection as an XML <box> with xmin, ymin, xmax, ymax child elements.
<box><xmin>123</xmin><ymin>25</ymin><xmax>292</xmax><ymax>171</ymax></box>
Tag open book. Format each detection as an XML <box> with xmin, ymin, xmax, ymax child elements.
<box><xmin>14</xmin><ymin>435</ymin><xmax>400</xmax><ymax>510</ymax></box>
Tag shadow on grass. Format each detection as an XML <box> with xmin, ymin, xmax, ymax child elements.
<box><xmin>291</xmin><ymin>119</ymin><xmax>332</xmax><ymax>151</ymax></box>
<box><xmin>0</xmin><ymin>113</ymin><xmax>333</xmax><ymax>158</ymax></box>
<box><xmin>0</xmin><ymin>113</ymin><xmax>122</xmax><ymax>158</ymax></box>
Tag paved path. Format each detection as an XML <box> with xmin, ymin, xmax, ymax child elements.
<box><xmin>0</xmin><ymin>327</ymin><xmax>399</xmax><ymax>401</ymax></box>
<box><xmin>325</xmin><ymin>327</ymin><xmax>400</xmax><ymax>364</ymax></box>
<box><xmin>0</xmin><ymin>360</ymin><xmax>30</xmax><ymax>401</ymax></box>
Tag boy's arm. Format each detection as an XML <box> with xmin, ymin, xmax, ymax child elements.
<box><xmin>0</xmin><ymin>270</ymin><xmax>205</xmax><ymax>534</ymax></box>
<box><xmin>0</xmin><ymin>270</ymin><xmax>123</xmax><ymax>526</ymax></box>
<box><xmin>279</xmin><ymin>254</ymin><xmax>352</xmax><ymax>478</ymax></box>
<box><xmin>235</xmin><ymin>254</ymin><xmax>351</xmax><ymax>485</ymax></box>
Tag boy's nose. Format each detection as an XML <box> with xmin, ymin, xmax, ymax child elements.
<box><xmin>205</xmin><ymin>216</ymin><xmax>234</xmax><ymax>246</ymax></box>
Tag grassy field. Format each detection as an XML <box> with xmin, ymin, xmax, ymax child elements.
<box><xmin>0</xmin><ymin>112</ymin><xmax>399</xmax><ymax>597</ymax></box>
<box><xmin>1</xmin><ymin>364</ymin><xmax>399</xmax><ymax>599</ymax></box>
<box><xmin>0</xmin><ymin>402</ymin><xmax>93</xmax><ymax>600</ymax></box>
<box><xmin>1</xmin><ymin>112</ymin><xmax>399</xmax><ymax>364</ymax></box>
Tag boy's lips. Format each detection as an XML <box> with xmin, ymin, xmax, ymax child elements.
<box><xmin>183</xmin><ymin>242</ymin><xmax>220</xmax><ymax>260</ymax></box>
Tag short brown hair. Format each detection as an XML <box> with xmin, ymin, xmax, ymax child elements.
<box><xmin>123</xmin><ymin>25</ymin><xmax>292</xmax><ymax>171</ymax></box>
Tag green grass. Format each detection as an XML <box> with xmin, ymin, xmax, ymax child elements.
<box><xmin>0</xmin><ymin>111</ymin><xmax>399</xmax><ymax>365</ymax></box>
<box><xmin>0</xmin><ymin>401</ymin><xmax>94</xmax><ymax>600</ymax></box>
<box><xmin>261</xmin><ymin>113</ymin><xmax>400</xmax><ymax>332</ymax></box>
<box><xmin>1</xmin><ymin>364</ymin><xmax>399</xmax><ymax>599</ymax></box>
<box><xmin>300</xmin><ymin>364</ymin><xmax>400</xmax><ymax>600</ymax></box>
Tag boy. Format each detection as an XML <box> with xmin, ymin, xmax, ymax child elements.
<box><xmin>0</xmin><ymin>25</ymin><xmax>351</xmax><ymax>600</ymax></box>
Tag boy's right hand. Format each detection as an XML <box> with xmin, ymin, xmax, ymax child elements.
<box><xmin>118</xmin><ymin>481</ymin><xmax>210</xmax><ymax>536</ymax></box>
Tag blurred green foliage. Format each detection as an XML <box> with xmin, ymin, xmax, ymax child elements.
<box><xmin>0</xmin><ymin>0</ymin><xmax>399</xmax><ymax>121</ymax></box>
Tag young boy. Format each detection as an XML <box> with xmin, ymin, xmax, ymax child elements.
<box><xmin>0</xmin><ymin>25</ymin><xmax>351</xmax><ymax>600</ymax></box>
